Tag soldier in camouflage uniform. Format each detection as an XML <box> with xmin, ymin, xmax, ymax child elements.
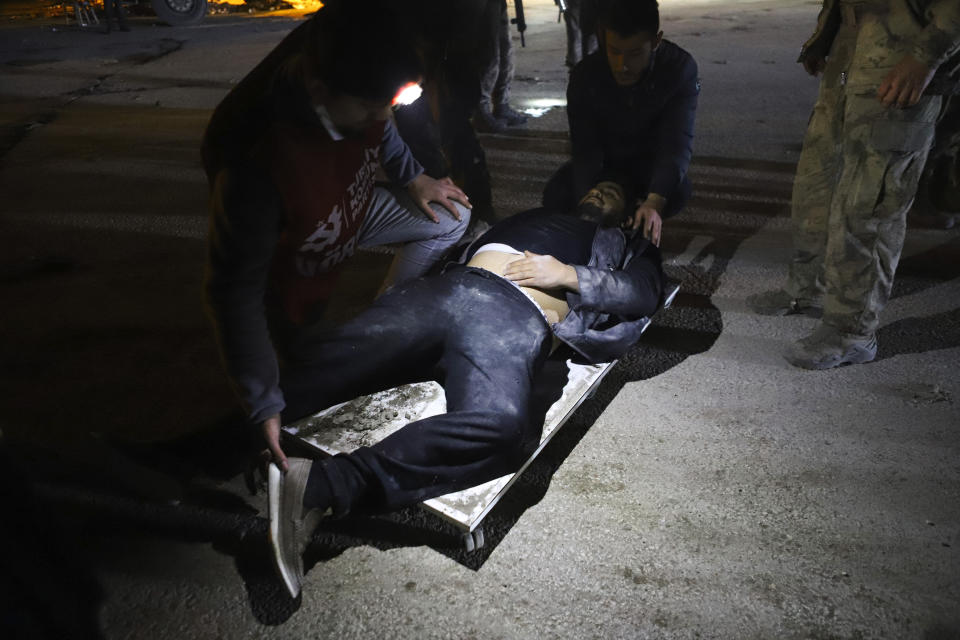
<box><xmin>749</xmin><ymin>0</ymin><xmax>960</xmax><ymax>369</ymax></box>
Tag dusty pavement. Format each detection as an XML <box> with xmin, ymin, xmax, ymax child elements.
<box><xmin>1</xmin><ymin>1</ymin><xmax>959</xmax><ymax>638</ymax></box>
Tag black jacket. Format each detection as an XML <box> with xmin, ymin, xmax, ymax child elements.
<box><xmin>566</xmin><ymin>41</ymin><xmax>699</xmax><ymax>212</ymax></box>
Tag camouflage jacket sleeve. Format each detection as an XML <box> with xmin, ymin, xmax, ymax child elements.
<box><xmin>798</xmin><ymin>0</ymin><xmax>840</xmax><ymax>63</ymax></box>
<box><xmin>912</xmin><ymin>0</ymin><xmax>960</xmax><ymax>69</ymax></box>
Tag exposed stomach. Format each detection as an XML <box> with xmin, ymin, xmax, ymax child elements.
<box><xmin>466</xmin><ymin>248</ymin><xmax>570</xmax><ymax>325</ymax></box>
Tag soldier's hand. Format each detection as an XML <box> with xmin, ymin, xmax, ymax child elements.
<box><xmin>407</xmin><ymin>174</ymin><xmax>471</xmax><ymax>223</ymax></box>
<box><xmin>802</xmin><ymin>55</ymin><xmax>827</xmax><ymax>76</ymax></box>
<box><xmin>877</xmin><ymin>54</ymin><xmax>935</xmax><ymax>108</ymax></box>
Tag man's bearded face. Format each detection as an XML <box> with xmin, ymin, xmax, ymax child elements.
<box><xmin>578</xmin><ymin>181</ymin><xmax>627</xmax><ymax>228</ymax></box>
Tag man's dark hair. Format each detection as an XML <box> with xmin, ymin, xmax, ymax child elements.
<box><xmin>304</xmin><ymin>0</ymin><xmax>424</xmax><ymax>103</ymax></box>
<box><xmin>596</xmin><ymin>0</ymin><xmax>660</xmax><ymax>39</ymax></box>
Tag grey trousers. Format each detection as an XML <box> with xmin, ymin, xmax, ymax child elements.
<box><xmin>479</xmin><ymin>0</ymin><xmax>516</xmax><ymax>109</ymax></box>
<box><xmin>360</xmin><ymin>185</ymin><xmax>471</xmax><ymax>287</ymax></box>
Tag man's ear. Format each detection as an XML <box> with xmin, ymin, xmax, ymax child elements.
<box><xmin>653</xmin><ymin>30</ymin><xmax>664</xmax><ymax>50</ymax></box>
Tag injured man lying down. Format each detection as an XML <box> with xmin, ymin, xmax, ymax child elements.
<box><xmin>268</xmin><ymin>202</ymin><xmax>665</xmax><ymax>597</ymax></box>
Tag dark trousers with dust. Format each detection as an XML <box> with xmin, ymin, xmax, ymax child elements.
<box><xmin>280</xmin><ymin>266</ymin><xmax>553</xmax><ymax>515</ymax></box>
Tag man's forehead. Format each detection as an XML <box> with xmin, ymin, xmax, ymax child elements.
<box><xmin>605</xmin><ymin>29</ymin><xmax>656</xmax><ymax>49</ymax></box>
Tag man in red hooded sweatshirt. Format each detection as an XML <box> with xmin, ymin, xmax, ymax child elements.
<box><xmin>202</xmin><ymin>0</ymin><xmax>472</xmax><ymax>471</ymax></box>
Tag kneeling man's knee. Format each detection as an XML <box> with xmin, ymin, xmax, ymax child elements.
<box><xmin>434</xmin><ymin>202</ymin><xmax>471</xmax><ymax>241</ymax></box>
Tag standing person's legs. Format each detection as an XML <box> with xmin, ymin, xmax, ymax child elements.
<box><xmin>786</xmin><ymin>84</ymin><xmax>845</xmax><ymax>307</ymax></box>
<box><xmin>491</xmin><ymin>1</ymin><xmax>527</xmax><ymax>127</ymax></box>
<box><xmin>785</xmin><ymin>93</ymin><xmax>940</xmax><ymax>369</ymax></box>
<box><xmin>358</xmin><ymin>185</ymin><xmax>470</xmax><ymax>288</ymax></box>
<box><xmin>477</xmin><ymin>1</ymin><xmax>506</xmax><ymax>131</ymax></box>
<box><xmin>103</xmin><ymin>0</ymin><xmax>114</xmax><ymax>31</ymax></box>
<box><xmin>564</xmin><ymin>0</ymin><xmax>584</xmax><ymax>68</ymax></box>
<box><xmin>749</xmin><ymin>53</ymin><xmax>849</xmax><ymax>316</ymax></box>
<box><xmin>579</xmin><ymin>0</ymin><xmax>599</xmax><ymax>57</ymax></box>
<box><xmin>492</xmin><ymin>2</ymin><xmax>514</xmax><ymax>108</ymax></box>
<box><xmin>105</xmin><ymin>0</ymin><xmax>128</xmax><ymax>30</ymax></box>
<box><xmin>821</xmin><ymin>93</ymin><xmax>940</xmax><ymax>338</ymax></box>
<box><xmin>439</xmin><ymin>54</ymin><xmax>497</xmax><ymax>224</ymax></box>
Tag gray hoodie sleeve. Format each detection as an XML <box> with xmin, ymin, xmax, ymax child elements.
<box><xmin>204</xmin><ymin>166</ymin><xmax>286</xmax><ymax>424</ymax></box>
<box><xmin>379</xmin><ymin>119</ymin><xmax>424</xmax><ymax>187</ymax></box>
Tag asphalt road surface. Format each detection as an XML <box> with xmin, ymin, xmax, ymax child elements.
<box><xmin>1</xmin><ymin>2</ymin><xmax>958</xmax><ymax>639</ymax></box>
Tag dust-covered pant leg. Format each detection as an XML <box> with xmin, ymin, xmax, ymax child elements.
<box><xmin>822</xmin><ymin>93</ymin><xmax>939</xmax><ymax>336</ymax></box>
<box><xmin>289</xmin><ymin>268</ymin><xmax>552</xmax><ymax>514</ymax></box>
<box><xmin>353</xmin><ymin>269</ymin><xmax>552</xmax><ymax>511</ymax></box>
<box><xmin>359</xmin><ymin>185</ymin><xmax>470</xmax><ymax>287</ymax></box>
<box><xmin>279</xmin><ymin>277</ymin><xmax>448</xmax><ymax>421</ymax></box>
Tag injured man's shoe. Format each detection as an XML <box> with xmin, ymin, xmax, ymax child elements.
<box><xmin>747</xmin><ymin>288</ymin><xmax>823</xmax><ymax>317</ymax></box>
<box><xmin>784</xmin><ymin>324</ymin><xmax>877</xmax><ymax>370</ymax></box>
<box><xmin>268</xmin><ymin>459</ymin><xmax>329</xmax><ymax>598</ymax></box>
<box><xmin>577</xmin><ymin>181</ymin><xmax>626</xmax><ymax>227</ymax></box>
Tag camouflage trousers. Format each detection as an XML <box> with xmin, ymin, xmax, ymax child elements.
<box><xmin>788</xmin><ymin>79</ymin><xmax>941</xmax><ymax>336</ymax></box>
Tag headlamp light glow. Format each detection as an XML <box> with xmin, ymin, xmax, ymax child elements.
<box><xmin>392</xmin><ymin>82</ymin><xmax>423</xmax><ymax>107</ymax></box>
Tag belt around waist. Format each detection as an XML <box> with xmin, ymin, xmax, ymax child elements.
<box><xmin>454</xmin><ymin>265</ymin><xmax>552</xmax><ymax>326</ymax></box>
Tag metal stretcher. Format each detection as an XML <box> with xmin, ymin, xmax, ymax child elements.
<box><xmin>283</xmin><ymin>283</ymin><xmax>679</xmax><ymax>551</ymax></box>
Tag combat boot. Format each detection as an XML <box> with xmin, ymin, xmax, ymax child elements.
<box><xmin>268</xmin><ymin>459</ymin><xmax>330</xmax><ymax>598</ymax></box>
<box><xmin>747</xmin><ymin>288</ymin><xmax>823</xmax><ymax>317</ymax></box>
<box><xmin>784</xmin><ymin>324</ymin><xmax>877</xmax><ymax>370</ymax></box>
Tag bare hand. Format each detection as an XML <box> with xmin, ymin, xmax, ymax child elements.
<box><xmin>261</xmin><ymin>414</ymin><xmax>288</xmax><ymax>473</ymax></box>
<box><xmin>406</xmin><ymin>174</ymin><xmax>471</xmax><ymax>222</ymax></box>
<box><xmin>877</xmin><ymin>54</ymin><xmax>935</xmax><ymax>108</ymax></box>
<box><xmin>629</xmin><ymin>204</ymin><xmax>663</xmax><ymax>246</ymax></box>
<box><xmin>802</xmin><ymin>55</ymin><xmax>826</xmax><ymax>77</ymax></box>
<box><xmin>503</xmin><ymin>251</ymin><xmax>579</xmax><ymax>291</ymax></box>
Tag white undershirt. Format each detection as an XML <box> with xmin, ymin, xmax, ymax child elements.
<box><xmin>470</xmin><ymin>243</ymin><xmax>550</xmax><ymax>324</ymax></box>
